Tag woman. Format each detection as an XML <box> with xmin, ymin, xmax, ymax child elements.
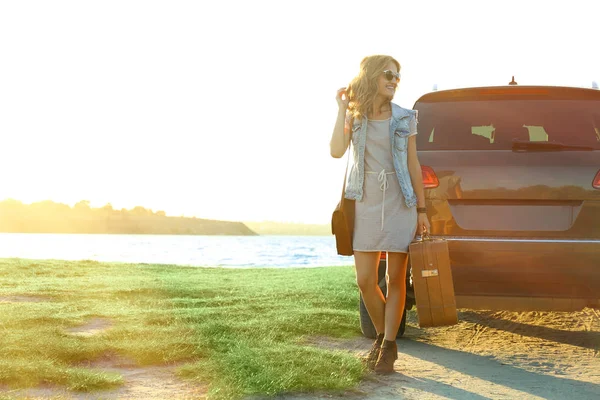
<box><xmin>330</xmin><ymin>55</ymin><xmax>430</xmax><ymax>374</ymax></box>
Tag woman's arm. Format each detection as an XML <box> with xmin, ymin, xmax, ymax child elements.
<box><xmin>330</xmin><ymin>87</ymin><xmax>351</xmax><ymax>158</ymax></box>
<box><xmin>407</xmin><ymin>135</ymin><xmax>431</xmax><ymax>233</ymax></box>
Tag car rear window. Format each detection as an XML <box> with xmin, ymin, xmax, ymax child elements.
<box><xmin>414</xmin><ymin>99</ymin><xmax>600</xmax><ymax>150</ymax></box>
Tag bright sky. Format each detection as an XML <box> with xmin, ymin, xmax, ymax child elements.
<box><xmin>1</xmin><ymin>1</ymin><xmax>598</xmax><ymax>223</ymax></box>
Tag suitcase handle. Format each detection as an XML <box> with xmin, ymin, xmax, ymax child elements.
<box><xmin>416</xmin><ymin>229</ymin><xmax>432</xmax><ymax>242</ymax></box>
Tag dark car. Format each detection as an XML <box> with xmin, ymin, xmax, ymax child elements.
<box><xmin>360</xmin><ymin>83</ymin><xmax>600</xmax><ymax>339</ymax></box>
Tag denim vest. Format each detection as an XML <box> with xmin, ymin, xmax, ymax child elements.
<box><xmin>344</xmin><ymin>103</ymin><xmax>418</xmax><ymax>207</ymax></box>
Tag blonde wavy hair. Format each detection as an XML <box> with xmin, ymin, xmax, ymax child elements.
<box><xmin>347</xmin><ymin>55</ymin><xmax>400</xmax><ymax>122</ymax></box>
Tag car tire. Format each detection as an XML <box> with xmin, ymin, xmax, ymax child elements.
<box><xmin>359</xmin><ymin>258</ymin><xmax>411</xmax><ymax>339</ymax></box>
<box><xmin>359</xmin><ymin>294</ymin><xmax>407</xmax><ymax>339</ymax></box>
<box><xmin>359</xmin><ymin>293</ymin><xmax>378</xmax><ymax>339</ymax></box>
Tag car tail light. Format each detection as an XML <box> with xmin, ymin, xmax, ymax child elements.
<box><xmin>422</xmin><ymin>166</ymin><xmax>439</xmax><ymax>188</ymax></box>
<box><xmin>380</xmin><ymin>252</ymin><xmax>387</xmax><ymax>260</ymax></box>
<box><xmin>594</xmin><ymin>170</ymin><xmax>600</xmax><ymax>189</ymax></box>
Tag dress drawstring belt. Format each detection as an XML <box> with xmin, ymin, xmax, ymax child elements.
<box><xmin>366</xmin><ymin>170</ymin><xmax>395</xmax><ymax>231</ymax></box>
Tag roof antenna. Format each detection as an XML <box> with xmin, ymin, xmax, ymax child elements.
<box><xmin>593</xmin><ymin>81</ymin><xmax>599</xmax><ymax>90</ymax></box>
<box><xmin>508</xmin><ymin>76</ymin><xmax>518</xmax><ymax>85</ymax></box>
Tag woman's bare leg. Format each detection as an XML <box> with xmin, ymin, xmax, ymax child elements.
<box><xmin>354</xmin><ymin>251</ymin><xmax>386</xmax><ymax>334</ymax></box>
<box><xmin>384</xmin><ymin>252</ymin><xmax>409</xmax><ymax>340</ymax></box>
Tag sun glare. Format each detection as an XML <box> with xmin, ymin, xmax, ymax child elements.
<box><xmin>1</xmin><ymin>1</ymin><xmax>598</xmax><ymax>223</ymax></box>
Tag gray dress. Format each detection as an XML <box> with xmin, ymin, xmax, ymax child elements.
<box><xmin>353</xmin><ymin>118</ymin><xmax>417</xmax><ymax>253</ymax></box>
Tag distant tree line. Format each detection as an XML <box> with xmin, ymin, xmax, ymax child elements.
<box><xmin>0</xmin><ymin>199</ymin><xmax>257</xmax><ymax>235</ymax></box>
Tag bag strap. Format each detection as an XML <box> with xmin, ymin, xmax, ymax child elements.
<box><xmin>340</xmin><ymin>143</ymin><xmax>351</xmax><ymax>208</ymax></box>
<box><xmin>339</xmin><ymin>114</ymin><xmax>353</xmax><ymax>207</ymax></box>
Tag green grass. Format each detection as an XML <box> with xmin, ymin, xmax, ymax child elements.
<box><xmin>0</xmin><ymin>258</ymin><xmax>364</xmax><ymax>399</ymax></box>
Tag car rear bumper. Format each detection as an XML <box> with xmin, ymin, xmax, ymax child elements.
<box><xmin>436</xmin><ymin>237</ymin><xmax>600</xmax><ymax>310</ymax></box>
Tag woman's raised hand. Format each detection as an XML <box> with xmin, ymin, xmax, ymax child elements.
<box><xmin>336</xmin><ymin>87</ymin><xmax>349</xmax><ymax>110</ymax></box>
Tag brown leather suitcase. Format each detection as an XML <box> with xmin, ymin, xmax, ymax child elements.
<box><xmin>409</xmin><ymin>234</ymin><xmax>458</xmax><ymax>327</ymax></box>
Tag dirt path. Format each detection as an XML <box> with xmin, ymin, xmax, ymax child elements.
<box><xmin>0</xmin><ymin>363</ymin><xmax>208</xmax><ymax>400</ymax></box>
<box><xmin>2</xmin><ymin>308</ymin><xmax>599</xmax><ymax>399</ymax></box>
<box><xmin>0</xmin><ymin>311</ymin><xmax>208</xmax><ymax>400</ymax></box>
<box><xmin>289</xmin><ymin>308</ymin><xmax>600</xmax><ymax>400</ymax></box>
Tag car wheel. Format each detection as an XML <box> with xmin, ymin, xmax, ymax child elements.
<box><xmin>359</xmin><ymin>292</ymin><xmax>378</xmax><ymax>339</ymax></box>
<box><xmin>359</xmin><ymin>257</ymin><xmax>412</xmax><ymax>339</ymax></box>
<box><xmin>359</xmin><ymin>294</ymin><xmax>407</xmax><ymax>339</ymax></box>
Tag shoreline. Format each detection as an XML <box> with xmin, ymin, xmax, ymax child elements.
<box><xmin>0</xmin><ymin>234</ymin><xmax>350</xmax><ymax>269</ymax></box>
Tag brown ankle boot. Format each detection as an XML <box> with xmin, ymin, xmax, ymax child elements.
<box><xmin>374</xmin><ymin>339</ymin><xmax>398</xmax><ymax>374</ymax></box>
<box><xmin>362</xmin><ymin>333</ymin><xmax>384</xmax><ymax>370</ymax></box>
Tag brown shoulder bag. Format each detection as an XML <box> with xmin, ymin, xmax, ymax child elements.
<box><xmin>331</xmin><ymin>150</ymin><xmax>355</xmax><ymax>256</ymax></box>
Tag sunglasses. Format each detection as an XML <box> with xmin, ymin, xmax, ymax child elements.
<box><xmin>383</xmin><ymin>70</ymin><xmax>401</xmax><ymax>82</ymax></box>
